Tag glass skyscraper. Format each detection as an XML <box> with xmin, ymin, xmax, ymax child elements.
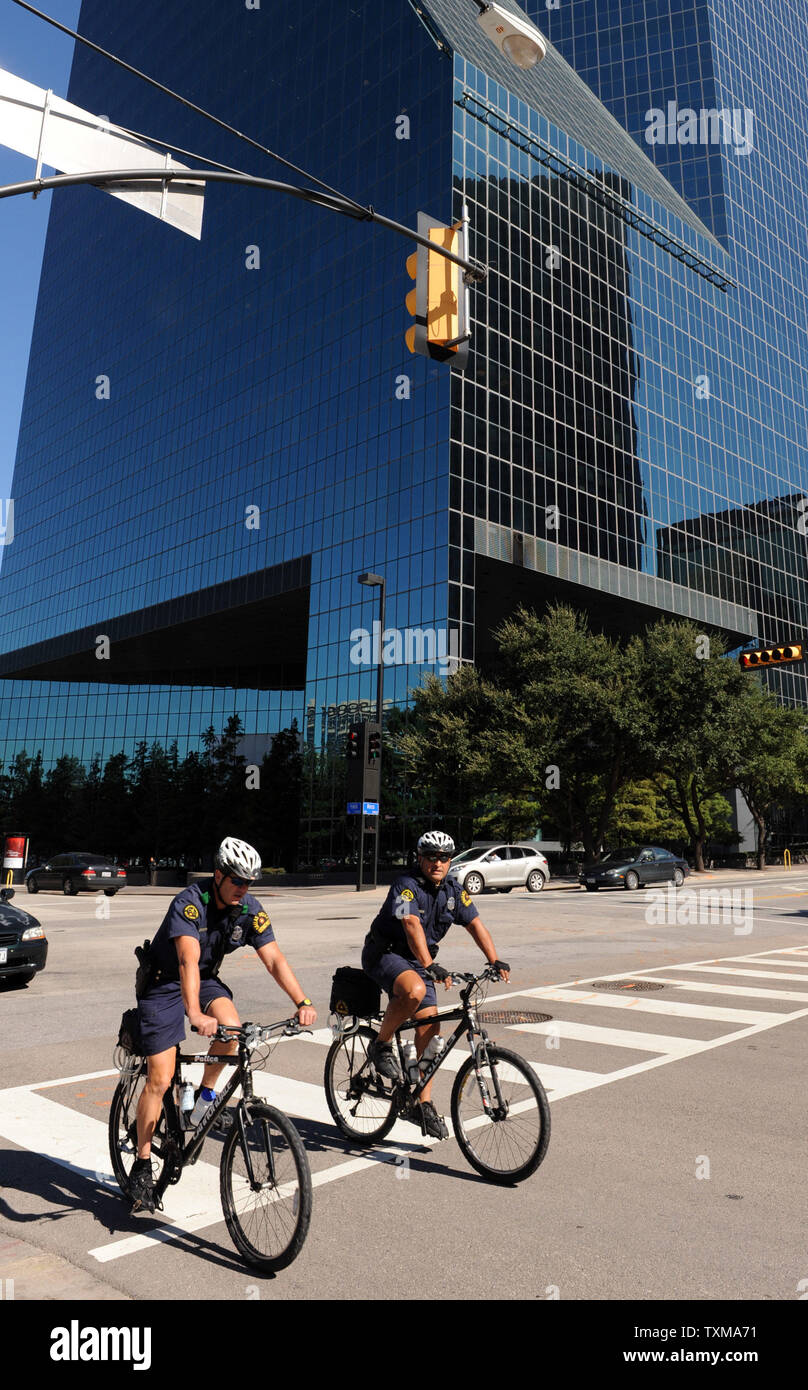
<box><xmin>0</xmin><ymin>0</ymin><xmax>805</xmax><ymax>862</ymax></box>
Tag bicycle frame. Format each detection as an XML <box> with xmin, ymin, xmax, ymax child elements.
<box><xmin>158</xmin><ymin>1038</ymin><xmax>263</xmax><ymax>1174</ymax></box>
<box><xmin>347</xmin><ymin>975</ymin><xmax>509</xmax><ymax>1116</ymax></box>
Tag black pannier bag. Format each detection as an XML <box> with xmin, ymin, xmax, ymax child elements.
<box><xmin>329</xmin><ymin>966</ymin><xmax>381</xmax><ymax>1018</ymax></box>
<box><xmin>117</xmin><ymin>1006</ymin><xmax>144</xmax><ymax>1055</ymax></box>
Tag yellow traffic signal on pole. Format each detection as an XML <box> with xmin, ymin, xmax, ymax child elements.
<box><xmin>739</xmin><ymin>643</ymin><xmax>804</xmax><ymax>669</ymax></box>
<box><xmin>404</xmin><ymin>212</ymin><xmax>469</xmax><ymax>368</ymax></box>
<box><xmin>405</xmin><ymin>250</ymin><xmax>419</xmax><ymax>354</ymax></box>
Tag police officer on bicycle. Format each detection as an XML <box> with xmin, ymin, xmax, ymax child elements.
<box><xmin>362</xmin><ymin>830</ymin><xmax>510</xmax><ymax>1139</ymax></box>
<box><xmin>129</xmin><ymin>837</ymin><xmax>316</xmax><ymax>1213</ymax></box>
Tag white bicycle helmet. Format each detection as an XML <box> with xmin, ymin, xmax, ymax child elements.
<box><xmin>417</xmin><ymin>830</ymin><xmax>456</xmax><ymax>857</ymax></box>
<box><xmin>215</xmin><ymin>837</ymin><xmax>262</xmax><ymax>881</ymax></box>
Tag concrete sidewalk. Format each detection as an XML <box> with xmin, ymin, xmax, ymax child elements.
<box><xmin>0</xmin><ymin>1234</ymin><xmax>130</xmax><ymax>1301</ymax></box>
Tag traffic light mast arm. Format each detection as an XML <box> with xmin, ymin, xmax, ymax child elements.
<box><xmin>0</xmin><ymin>167</ymin><xmax>487</xmax><ymax>282</ymax></box>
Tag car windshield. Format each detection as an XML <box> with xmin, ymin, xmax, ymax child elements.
<box><xmin>601</xmin><ymin>849</ymin><xmax>640</xmax><ymax>863</ymax></box>
<box><xmin>451</xmin><ymin>849</ymin><xmax>478</xmax><ymax>864</ymax></box>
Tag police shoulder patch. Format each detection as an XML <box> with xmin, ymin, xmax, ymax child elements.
<box><xmin>400</xmin><ymin>888</ymin><xmax>415</xmax><ymax>901</ymax></box>
<box><xmin>461</xmin><ymin>889</ymin><xmax>472</xmax><ymax>907</ymax></box>
<box><xmin>183</xmin><ymin>903</ymin><xmax>200</xmax><ymax>921</ymax></box>
<box><xmin>253</xmin><ymin>911</ymin><xmax>271</xmax><ymax>934</ymax></box>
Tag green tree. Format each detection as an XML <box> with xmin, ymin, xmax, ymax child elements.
<box><xmin>719</xmin><ymin>686</ymin><xmax>808</xmax><ymax>869</ymax></box>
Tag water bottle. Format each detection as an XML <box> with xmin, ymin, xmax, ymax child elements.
<box><xmin>401</xmin><ymin>1041</ymin><xmax>419</xmax><ymax>1084</ymax></box>
<box><xmin>179</xmin><ymin>1081</ymin><xmax>195</xmax><ymax>1128</ymax></box>
<box><xmin>190</xmin><ymin>1085</ymin><xmax>216</xmax><ymax>1127</ymax></box>
<box><xmin>420</xmin><ymin>1036</ymin><xmax>445</xmax><ymax>1071</ymax></box>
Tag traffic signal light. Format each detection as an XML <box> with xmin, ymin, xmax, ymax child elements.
<box><xmin>405</xmin><ymin>212</ymin><xmax>469</xmax><ymax>369</ymax></box>
<box><xmin>739</xmin><ymin>644</ymin><xmax>804</xmax><ymax>669</ymax></box>
<box><xmin>347</xmin><ymin>724</ymin><xmax>363</xmax><ymax>759</ymax></box>
<box><xmin>367</xmin><ymin>726</ymin><xmax>381</xmax><ymax>763</ymax></box>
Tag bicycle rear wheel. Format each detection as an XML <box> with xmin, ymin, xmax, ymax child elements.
<box><xmin>108</xmin><ymin>1062</ymin><xmax>175</xmax><ymax>1201</ymax></box>
<box><xmin>324</xmin><ymin>1025</ymin><xmax>397</xmax><ymax>1144</ymax></box>
<box><xmin>451</xmin><ymin>1045</ymin><xmax>550</xmax><ymax>1184</ymax></box>
<box><xmin>220</xmin><ymin>1103</ymin><xmax>312</xmax><ymax>1273</ymax></box>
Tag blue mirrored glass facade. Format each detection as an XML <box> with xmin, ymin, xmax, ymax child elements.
<box><xmin>0</xmin><ymin>0</ymin><xmax>805</xmax><ymax>862</ymax></box>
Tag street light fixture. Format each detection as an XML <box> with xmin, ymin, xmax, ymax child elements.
<box><xmin>472</xmin><ymin>2</ymin><xmax>548</xmax><ymax>70</ymax></box>
<box><xmin>357</xmin><ymin>572</ymin><xmax>386</xmax><ymax>891</ymax></box>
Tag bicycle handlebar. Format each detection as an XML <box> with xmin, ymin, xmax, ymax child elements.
<box><xmin>440</xmin><ymin>965</ymin><xmax>505</xmax><ymax>986</ymax></box>
<box><xmin>190</xmin><ymin>1017</ymin><xmax>310</xmax><ymax>1043</ymax></box>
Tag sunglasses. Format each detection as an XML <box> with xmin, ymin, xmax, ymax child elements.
<box><xmin>422</xmin><ymin>853</ymin><xmax>452</xmax><ymax>864</ymax></box>
<box><xmin>227</xmin><ymin>874</ymin><xmax>252</xmax><ymax>887</ymax></box>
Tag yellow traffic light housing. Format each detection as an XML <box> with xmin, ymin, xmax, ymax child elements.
<box><xmin>739</xmin><ymin>644</ymin><xmax>804</xmax><ymax>669</ymax></box>
<box><xmin>405</xmin><ymin>212</ymin><xmax>469</xmax><ymax>369</ymax></box>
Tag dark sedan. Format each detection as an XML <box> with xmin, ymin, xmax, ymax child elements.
<box><xmin>0</xmin><ymin>887</ymin><xmax>47</xmax><ymax>987</ymax></box>
<box><xmin>25</xmin><ymin>852</ymin><xmax>127</xmax><ymax>896</ymax></box>
<box><xmin>579</xmin><ymin>846</ymin><xmax>689</xmax><ymax>892</ymax></box>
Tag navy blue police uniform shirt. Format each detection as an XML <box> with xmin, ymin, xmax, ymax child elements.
<box><xmin>367</xmin><ymin>871</ymin><xmax>478</xmax><ymax>960</ymax></box>
<box><xmin>147</xmin><ymin>878</ymin><xmax>276</xmax><ymax>984</ymax></box>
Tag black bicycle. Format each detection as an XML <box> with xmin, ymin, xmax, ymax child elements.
<box><xmin>324</xmin><ymin>966</ymin><xmax>550</xmax><ymax>1183</ymax></box>
<box><xmin>109</xmin><ymin>1019</ymin><xmax>312</xmax><ymax>1272</ymax></box>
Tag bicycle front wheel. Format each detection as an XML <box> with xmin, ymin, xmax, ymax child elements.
<box><xmin>108</xmin><ymin>1063</ymin><xmax>174</xmax><ymax>1201</ymax></box>
<box><xmin>220</xmin><ymin>1103</ymin><xmax>312</xmax><ymax>1273</ymax></box>
<box><xmin>451</xmin><ymin>1046</ymin><xmax>550</xmax><ymax>1184</ymax></box>
<box><xmin>324</xmin><ymin>1025</ymin><xmax>397</xmax><ymax>1144</ymax></box>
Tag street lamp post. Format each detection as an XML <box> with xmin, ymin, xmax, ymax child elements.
<box><xmin>358</xmin><ymin>572</ymin><xmax>385</xmax><ymax>891</ymax></box>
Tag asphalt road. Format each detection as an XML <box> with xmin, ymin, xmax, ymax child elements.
<box><xmin>1</xmin><ymin>868</ymin><xmax>807</xmax><ymax>1303</ymax></box>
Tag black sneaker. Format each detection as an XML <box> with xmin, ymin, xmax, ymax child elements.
<box><xmin>129</xmin><ymin>1164</ymin><xmax>156</xmax><ymax>1214</ymax></box>
<box><xmin>419</xmin><ymin>1102</ymin><xmax>449</xmax><ymax>1140</ymax></box>
<box><xmin>212</xmin><ymin>1106</ymin><xmax>234</xmax><ymax>1132</ymax></box>
<box><xmin>367</xmin><ymin>1038</ymin><xmax>402</xmax><ymax>1081</ymax></box>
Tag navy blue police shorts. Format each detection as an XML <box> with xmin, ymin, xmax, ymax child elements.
<box><xmin>137</xmin><ymin>977</ymin><xmax>234</xmax><ymax>1057</ymax></box>
<box><xmin>361</xmin><ymin>943</ymin><xmax>437</xmax><ymax>1013</ymax></box>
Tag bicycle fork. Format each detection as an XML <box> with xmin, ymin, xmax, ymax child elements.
<box><xmin>236</xmin><ymin>1107</ymin><xmax>277</xmax><ymax>1191</ymax></box>
<box><xmin>470</xmin><ymin>1034</ymin><xmax>509</xmax><ymax>1121</ymax></box>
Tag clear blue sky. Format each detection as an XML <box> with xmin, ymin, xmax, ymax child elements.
<box><xmin>0</xmin><ymin>1</ymin><xmax>79</xmax><ymax>501</ymax></box>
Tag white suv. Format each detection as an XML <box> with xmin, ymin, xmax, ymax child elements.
<box><xmin>450</xmin><ymin>844</ymin><xmax>550</xmax><ymax>894</ymax></box>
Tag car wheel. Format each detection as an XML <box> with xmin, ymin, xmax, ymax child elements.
<box><xmin>464</xmin><ymin>872</ymin><xmax>484</xmax><ymax>895</ymax></box>
<box><xmin>63</xmin><ymin>877</ymin><xmax>77</xmax><ymax>896</ymax></box>
<box><xmin>104</xmin><ymin>889</ymin><xmax>117</xmax><ymax>897</ymax></box>
<box><xmin>26</xmin><ymin>877</ymin><xmax>39</xmax><ymax>894</ymax></box>
<box><xmin>673</xmin><ymin>867</ymin><xmax>685</xmax><ymax>887</ymax></box>
<box><xmin>624</xmin><ymin>871</ymin><xmax>639</xmax><ymax>891</ymax></box>
<box><xmin>584</xmin><ymin>884</ymin><xmax>598</xmax><ymax>892</ymax></box>
<box><xmin>526</xmin><ymin>870</ymin><xmax>546</xmax><ymax>893</ymax></box>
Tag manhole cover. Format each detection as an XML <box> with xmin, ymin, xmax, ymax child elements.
<box><xmin>481</xmin><ymin>1010</ymin><xmax>553</xmax><ymax>1024</ymax></box>
<box><xmin>317</xmin><ymin>916</ymin><xmax>360</xmax><ymax>920</ymax></box>
<box><xmin>590</xmin><ymin>980</ymin><xmax>666</xmax><ymax>992</ymax></box>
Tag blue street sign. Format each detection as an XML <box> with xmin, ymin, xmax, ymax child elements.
<box><xmin>363</xmin><ymin>801</ymin><xmax>379</xmax><ymax>816</ymax></box>
<box><xmin>347</xmin><ymin>801</ymin><xmax>361</xmax><ymax>815</ymax></box>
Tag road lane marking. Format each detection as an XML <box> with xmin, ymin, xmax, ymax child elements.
<box><xmin>625</xmin><ymin>975</ymin><xmax>808</xmax><ymax>1003</ymax></box>
<box><xmin>521</xmin><ymin>986</ymin><xmax>785</xmax><ymax>1024</ymax></box>
<box><xmin>509</xmin><ymin>1020</ymin><xmax>706</xmax><ymax>1055</ymax></box>
<box><xmin>658</xmin><ymin>964</ymin><xmax>808</xmax><ymax>983</ymax></box>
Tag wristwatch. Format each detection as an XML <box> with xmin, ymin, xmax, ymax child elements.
<box><xmin>296</xmin><ymin>997</ymin><xmax>312</xmax><ymax>1009</ymax></box>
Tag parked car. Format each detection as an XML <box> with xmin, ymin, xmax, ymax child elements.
<box><xmin>451</xmin><ymin>843</ymin><xmax>551</xmax><ymax>894</ymax></box>
<box><xmin>25</xmin><ymin>852</ymin><xmax>127</xmax><ymax>896</ymax></box>
<box><xmin>579</xmin><ymin>847</ymin><xmax>689</xmax><ymax>892</ymax></box>
<box><xmin>0</xmin><ymin>887</ymin><xmax>47</xmax><ymax>987</ymax></box>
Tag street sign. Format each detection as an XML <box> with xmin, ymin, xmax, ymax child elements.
<box><xmin>0</xmin><ymin>67</ymin><xmax>204</xmax><ymax>237</ymax></box>
<box><xmin>347</xmin><ymin>802</ymin><xmax>361</xmax><ymax>815</ymax></box>
<box><xmin>363</xmin><ymin>802</ymin><xmax>379</xmax><ymax>816</ymax></box>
